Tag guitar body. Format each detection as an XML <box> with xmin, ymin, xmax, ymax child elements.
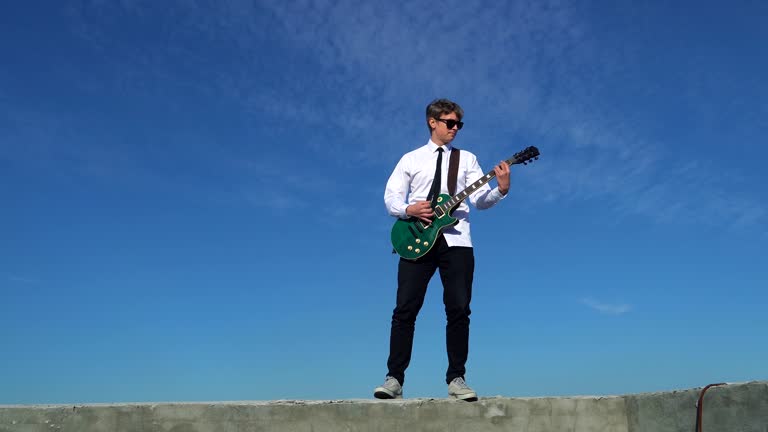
<box><xmin>391</xmin><ymin>194</ymin><xmax>457</xmax><ymax>260</ymax></box>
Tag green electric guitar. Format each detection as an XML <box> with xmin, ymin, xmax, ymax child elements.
<box><xmin>391</xmin><ymin>146</ymin><xmax>540</xmax><ymax>260</ymax></box>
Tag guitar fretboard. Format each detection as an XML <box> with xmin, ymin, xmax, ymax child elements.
<box><xmin>438</xmin><ymin>155</ymin><xmax>518</xmax><ymax>213</ymax></box>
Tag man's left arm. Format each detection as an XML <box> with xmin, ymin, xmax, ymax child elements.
<box><xmin>467</xmin><ymin>156</ymin><xmax>510</xmax><ymax>210</ymax></box>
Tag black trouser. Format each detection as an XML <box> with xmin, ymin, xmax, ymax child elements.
<box><xmin>386</xmin><ymin>235</ymin><xmax>474</xmax><ymax>385</ymax></box>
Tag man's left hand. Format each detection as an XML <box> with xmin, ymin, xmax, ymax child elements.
<box><xmin>494</xmin><ymin>161</ymin><xmax>510</xmax><ymax>195</ymax></box>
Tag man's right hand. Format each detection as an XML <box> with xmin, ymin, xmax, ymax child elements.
<box><xmin>406</xmin><ymin>201</ymin><xmax>434</xmax><ymax>223</ymax></box>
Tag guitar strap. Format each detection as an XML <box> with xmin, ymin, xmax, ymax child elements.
<box><xmin>448</xmin><ymin>147</ymin><xmax>460</xmax><ymax>196</ymax></box>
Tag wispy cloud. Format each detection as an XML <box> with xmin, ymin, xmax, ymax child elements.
<box><xmin>256</xmin><ymin>1</ymin><xmax>766</xmax><ymax>231</ymax></box>
<box><xmin>7</xmin><ymin>275</ymin><xmax>39</xmax><ymax>284</ymax></box>
<box><xmin>19</xmin><ymin>0</ymin><xmax>767</xmax><ymax>230</ymax></box>
<box><xmin>581</xmin><ymin>298</ymin><xmax>631</xmax><ymax>315</ymax></box>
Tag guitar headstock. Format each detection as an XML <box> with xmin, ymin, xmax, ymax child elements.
<box><xmin>506</xmin><ymin>146</ymin><xmax>540</xmax><ymax>166</ymax></box>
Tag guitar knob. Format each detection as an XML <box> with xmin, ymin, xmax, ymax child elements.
<box><xmin>423</xmin><ymin>242</ymin><xmax>429</xmax><ymax>246</ymax></box>
<box><xmin>415</xmin><ymin>239</ymin><xmax>421</xmax><ymax>243</ymax></box>
<box><xmin>415</xmin><ymin>249</ymin><xmax>421</xmax><ymax>253</ymax></box>
<box><xmin>407</xmin><ymin>246</ymin><xmax>413</xmax><ymax>251</ymax></box>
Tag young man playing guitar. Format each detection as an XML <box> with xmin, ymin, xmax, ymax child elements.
<box><xmin>375</xmin><ymin>99</ymin><xmax>511</xmax><ymax>401</ymax></box>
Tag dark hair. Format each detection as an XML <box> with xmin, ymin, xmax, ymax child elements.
<box><xmin>426</xmin><ymin>99</ymin><xmax>464</xmax><ymax>133</ymax></box>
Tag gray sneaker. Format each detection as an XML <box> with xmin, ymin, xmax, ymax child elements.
<box><xmin>374</xmin><ymin>376</ymin><xmax>403</xmax><ymax>399</ymax></box>
<box><xmin>448</xmin><ymin>377</ymin><xmax>478</xmax><ymax>401</ymax></box>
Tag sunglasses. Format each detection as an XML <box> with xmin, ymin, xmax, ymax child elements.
<box><xmin>436</xmin><ymin>118</ymin><xmax>464</xmax><ymax>130</ymax></box>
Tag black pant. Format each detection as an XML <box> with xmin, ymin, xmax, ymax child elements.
<box><xmin>386</xmin><ymin>235</ymin><xmax>474</xmax><ymax>385</ymax></box>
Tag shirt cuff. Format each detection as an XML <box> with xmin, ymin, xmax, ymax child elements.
<box><xmin>493</xmin><ymin>187</ymin><xmax>507</xmax><ymax>201</ymax></box>
<box><xmin>394</xmin><ymin>203</ymin><xmax>410</xmax><ymax>219</ymax></box>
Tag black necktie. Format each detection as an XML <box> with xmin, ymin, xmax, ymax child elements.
<box><xmin>428</xmin><ymin>147</ymin><xmax>443</xmax><ymax>206</ymax></box>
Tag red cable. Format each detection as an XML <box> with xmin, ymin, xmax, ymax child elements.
<box><xmin>696</xmin><ymin>383</ymin><xmax>727</xmax><ymax>432</ymax></box>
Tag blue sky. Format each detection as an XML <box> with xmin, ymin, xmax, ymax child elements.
<box><xmin>1</xmin><ymin>0</ymin><xmax>766</xmax><ymax>404</ymax></box>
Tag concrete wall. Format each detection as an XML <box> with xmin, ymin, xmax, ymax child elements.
<box><xmin>1</xmin><ymin>381</ymin><xmax>765</xmax><ymax>432</ymax></box>
<box><xmin>626</xmin><ymin>381</ymin><xmax>768</xmax><ymax>432</ymax></box>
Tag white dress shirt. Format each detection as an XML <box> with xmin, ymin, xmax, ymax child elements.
<box><xmin>384</xmin><ymin>140</ymin><xmax>506</xmax><ymax>248</ymax></box>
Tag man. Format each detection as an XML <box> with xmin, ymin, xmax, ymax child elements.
<box><xmin>375</xmin><ymin>98</ymin><xmax>510</xmax><ymax>401</ymax></box>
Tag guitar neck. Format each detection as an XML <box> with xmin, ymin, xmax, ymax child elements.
<box><xmin>439</xmin><ymin>157</ymin><xmax>516</xmax><ymax>212</ymax></box>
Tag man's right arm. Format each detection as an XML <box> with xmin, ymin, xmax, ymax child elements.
<box><xmin>384</xmin><ymin>155</ymin><xmax>410</xmax><ymax>219</ymax></box>
<box><xmin>384</xmin><ymin>154</ymin><xmax>434</xmax><ymax>223</ymax></box>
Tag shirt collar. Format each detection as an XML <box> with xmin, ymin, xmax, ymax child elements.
<box><xmin>427</xmin><ymin>139</ymin><xmax>452</xmax><ymax>153</ymax></box>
